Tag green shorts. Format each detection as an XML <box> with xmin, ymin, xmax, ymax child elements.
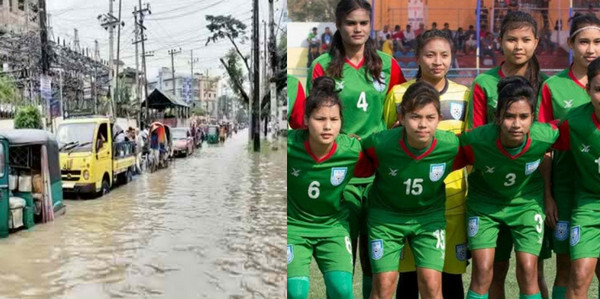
<box><xmin>467</xmin><ymin>203</ymin><xmax>545</xmax><ymax>257</ymax></box>
<box><xmin>494</xmin><ymin>224</ymin><xmax>552</xmax><ymax>261</ymax></box>
<box><xmin>368</xmin><ymin>209</ymin><xmax>446</xmax><ymax>273</ymax></box>
<box><xmin>287</xmin><ymin>233</ymin><xmax>353</xmax><ymax>278</ymax></box>
<box><xmin>570</xmin><ymin>207</ymin><xmax>600</xmax><ymax>260</ymax></box>
<box><xmin>343</xmin><ymin>183</ymin><xmax>370</xmax><ymax>240</ymax></box>
<box><xmin>552</xmin><ymin>186</ymin><xmax>574</xmax><ymax>255</ymax></box>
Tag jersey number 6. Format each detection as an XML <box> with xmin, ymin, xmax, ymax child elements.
<box><xmin>308</xmin><ymin>181</ymin><xmax>320</xmax><ymax>199</ymax></box>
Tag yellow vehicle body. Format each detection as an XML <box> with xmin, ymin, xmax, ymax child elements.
<box><xmin>57</xmin><ymin>117</ymin><xmax>136</xmax><ymax>196</ymax></box>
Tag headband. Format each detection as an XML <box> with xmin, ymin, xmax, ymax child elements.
<box><xmin>570</xmin><ymin>26</ymin><xmax>600</xmax><ymax>39</ymax></box>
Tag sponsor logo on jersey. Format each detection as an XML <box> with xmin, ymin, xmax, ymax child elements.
<box><xmin>468</xmin><ymin>217</ymin><xmax>479</xmax><ymax>237</ymax></box>
<box><xmin>429</xmin><ymin>163</ymin><xmax>446</xmax><ymax>182</ymax></box>
<box><xmin>388</xmin><ymin>168</ymin><xmax>398</xmax><ymax>176</ymax></box>
<box><xmin>456</xmin><ymin>243</ymin><xmax>468</xmax><ymax>261</ymax></box>
<box><xmin>335</xmin><ymin>80</ymin><xmax>344</xmax><ymax>91</ymax></box>
<box><xmin>525</xmin><ymin>159</ymin><xmax>541</xmax><ymax>175</ymax></box>
<box><xmin>370</xmin><ymin>239</ymin><xmax>384</xmax><ymax>260</ymax></box>
<box><xmin>291</xmin><ymin>168</ymin><xmax>301</xmax><ymax>177</ymax></box>
<box><xmin>485</xmin><ymin>166</ymin><xmax>495</xmax><ymax>173</ymax></box>
<box><xmin>330</xmin><ymin>167</ymin><xmax>348</xmax><ymax>186</ymax></box>
<box><xmin>570</xmin><ymin>225</ymin><xmax>581</xmax><ymax>246</ymax></box>
<box><xmin>581</xmin><ymin>144</ymin><xmax>590</xmax><ymax>153</ymax></box>
<box><xmin>450</xmin><ymin>102</ymin><xmax>464</xmax><ymax>120</ymax></box>
<box><xmin>563</xmin><ymin>99</ymin><xmax>573</xmax><ymax>108</ymax></box>
<box><xmin>372</xmin><ymin>73</ymin><xmax>386</xmax><ymax>93</ymax></box>
<box><xmin>287</xmin><ymin>245</ymin><xmax>294</xmax><ymax>264</ymax></box>
<box><xmin>555</xmin><ymin>221</ymin><xmax>569</xmax><ymax>241</ymax></box>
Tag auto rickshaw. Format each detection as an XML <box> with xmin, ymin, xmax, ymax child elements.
<box><xmin>207</xmin><ymin>125</ymin><xmax>219</xmax><ymax>144</ymax></box>
<box><xmin>149</xmin><ymin>122</ymin><xmax>172</xmax><ymax>171</ymax></box>
<box><xmin>0</xmin><ymin>129</ymin><xmax>66</xmax><ymax>238</ymax></box>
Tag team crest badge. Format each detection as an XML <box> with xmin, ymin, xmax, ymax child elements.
<box><xmin>525</xmin><ymin>159</ymin><xmax>541</xmax><ymax>175</ymax></box>
<box><xmin>456</xmin><ymin>243</ymin><xmax>467</xmax><ymax>261</ymax></box>
<box><xmin>429</xmin><ymin>163</ymin><xmax>446</xmax><ymax>182</ymax></box>
<box><xmin>287</xmin><ymin>245</ymin><xmax>294</xmax><ymax>264</ymax></box>
<box><xmin>330</xmin><ymin>167</ymin><xmax>348</xmax><ymax>186</ymax></box>
<box><xmin>450</xmin><ymin>102</ymin><xmax>464</xmax><ymax>120</ymax></box>
<box><xmin>555</xmin><ymin>221</ymin><xmax>569</xmax><ymax>241</ymax></box>
<box><xmin>570</xmin><ymin>225</ymin><xmax>581</xmax><ymax>247</ymax></box>
<box><xmin>468</xmin><ymin>217</ymin><xmax>479</xmax><ymax>237</ymax></box>
<box><xmin>370</xmin><ymin>239</ymin><xmax>384</xmax><ymax>260</ymax></box>
<box><xmin>372</xmin><ymin>73</ymin><xmax>386</xmax><ymax>93</ymax></box>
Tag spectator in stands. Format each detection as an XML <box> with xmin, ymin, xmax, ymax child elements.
<box><xmin>415</xmin><ymin>22</ymin><xmax>426</xmax><ymax>37</ymax></box>
<box><xmin>538</xmin><ymin>23</ymin><xmax>556</xmax><ymax>54</ymax></box>
<box><xmin>403</xmin><ymin>24</ymin><xmax>416</xmax><ymax>50</ymax></box>
<box><xmin>321</xmin><ymin>27</ymin><xmax>333</xmax><ymax>54</ymax></box>
<box><xmin>378</xmin><ymin>24</ymin><xmax>390</xmax><ymax>48</ymax></box>
<box><xmin>480</xmin><ymin>31</ymin><xmax>497</xmax><ymax>65</ymax></box>
<box><xmin>455</xmin><ymin>27</ymin><xmax>466</xmax><ymax>54</ymax></box>
<box><xmin>465</xmin><ymin>25</ymin><xmax>477</xmax><ymax>54</ymax></box>
<box><xmin>391</xmin><ymin>25</ymin><xmax>406</xmax><ymax>53</ymax></box>
<box><xmin>431</xmin><ymin>22</ymin><xmax>438</xmax><ymax>30</ymax></box>
<box><xmin>443</xmin><ymin>22</ymin><xmax>455</xmax><ymax>40</ymax></box>
<box><xmin>508</xmin><ymin>0</ymin><xmax>519</xmax><ymax>12</ymax></box>
<box><xmin>307</xmin><ymin>27</ymin><xmax>320</xmax><ymax>67</ymax></box>
<box><xmin>382</xmin><ymin>34</ymin><xmax>394</xmax><ymax>56</ymax></box>
<box><xmin>588</xmin><ymin>4</ymin><xmax>598</xmax><ymax>17</ymax></box>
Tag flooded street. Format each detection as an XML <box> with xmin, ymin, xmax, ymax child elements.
<box><xmin>0</xmin><ymin>129</ymin><xmax>286</xmax><ymax>298</ymax></box>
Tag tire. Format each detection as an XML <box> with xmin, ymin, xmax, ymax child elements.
<box><xmin>97</xmin><ymin>178</ymin><xmax>110</xmax><ymax>198</ymax></box>
<box><xmin>126</xmin><ymin>169</ymin><xmax>133</xmax><ymax>183</ymax></box>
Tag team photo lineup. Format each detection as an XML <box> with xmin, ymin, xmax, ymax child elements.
<box><xmin>286</xmin><ymin>0</ymin><xmax>600</xmax><ymax>298</ymax></box>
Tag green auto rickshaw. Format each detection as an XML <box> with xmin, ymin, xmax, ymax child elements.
<box><xmin>0</xmin><ymin>129</ymin><xmax>66</xmax><ymax>238</ymax></box>
<box><xmin>207</xmin><ymin>125</ymin><xmax>219</xmax><ymax>144</ymax></box>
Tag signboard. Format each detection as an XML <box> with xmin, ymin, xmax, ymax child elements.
<box><xmin>408</xmin><ymin>0</ymin><xmax>424</xmax><ymax>28</ymax></box>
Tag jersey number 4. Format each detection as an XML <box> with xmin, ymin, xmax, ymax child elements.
<box><xmin>357</xmin><ymin>92</ymin><xmax>368</xmax><ymax>112</ymax></box>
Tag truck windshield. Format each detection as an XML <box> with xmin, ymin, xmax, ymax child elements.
<box><xmin>208</xmin><ymin>127</ymin><xmax>217</xmax><ymax>134</ymax></box>
<box><xmin>172</xmin><ymin>129</ymin><xmax>187</xmax><ymax>139</ymax></box>
<box><xmin>56</xmin><ymin>123</ymin><xmax>96</xmax><ymax>152</ymax></box>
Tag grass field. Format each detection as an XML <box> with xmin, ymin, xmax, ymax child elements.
<box><xmin>308</xmin><ymin>253</ymin><xmax>600</xmax><ymax>298</ymax></box>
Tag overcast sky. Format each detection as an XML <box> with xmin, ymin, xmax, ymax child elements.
<box><xmin>46</xmin><ymin>0</ymin><xmax>285</xmax><ymax>82</ymax></box>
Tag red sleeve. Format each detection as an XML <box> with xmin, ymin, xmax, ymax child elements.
<box><xmin>312</xmin><ymin>63</ymin><xmax>325</xmax><ymax>82</ymax></box>
<box><xmin>354</xmin><ymin>147</ymin><xmax>379</xmax><ymax>177</ymax></box>
<box><xmin>553</xmin><ymin>120</ymin><xmax>571</xmax><ymax>150</ymax></box>
<box><xmin>387</xmin><ymin>58</ymin><xmax>406</xmax><ymax>95</ymax></box>
<box><xmin>538</xmin><ymin>83</ymin><xmax>555</xmax><ymax>123</ymax></box>
<box><xmin>353</xmin><ymin>151</ymin><xmax>375</xmax><ymax>177</ymax></box>
<box><xmin>452</xmin><ymin>144</ymin><xmax>474</xmax><ymax>170</ymax></box>
<box><xmin>289</xmin><ymin>81</ymin><xmax>307</xmax><ymax>129</ymax></box>
<box><xmin>471</xmin><ymin>83</ymin><xmax>488</xmax><ymax>128</ymax></box>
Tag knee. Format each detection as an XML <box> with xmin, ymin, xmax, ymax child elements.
<box><xmin>570</xmin><ymin>266</ymin><xmax>593</xmax><ymax>288</ymax></box>
<box><xmin>373</xmin><ymin>274</ymin><xmax>397</xmax><ymax>297</ymax></box>
<box><xmin>325</xmin><ymin>272</ymin><xmax>354</xmax><ymax>299</ymax></box>
<box><xmin>517</xmin><ymin>258</ymin><xmax>537</xmax><ymax>277</ymax></box>
<box><xmin>287</xmin><ymin>277</ymin><xmax>310</xmax><ymax>299</ymax></box>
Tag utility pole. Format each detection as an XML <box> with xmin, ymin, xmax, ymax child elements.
<box><xmin>269</xmin><ymin>0</ymin><xmax>278</xmax><ymax>149</ymax></box>
<box><xmin>189</xmin><ymin>49</ymin><xmax>198</xmax><ymax>106</ymax></box>
<box><xmin>168</xmin><ymin>48</ymin><xmax>182</xmax><ymax>97</ymax></box>
<box><xmin>133</xmin><ymin>11</ymin><xmax>140</xmax><ymax>126</ymax></box>
<box><xmin>134</xmin><ymin>2</ymin><xmax>151</xmax><ymax>126</ymax></box>
<box><xmin>39</xmin><ymin>0</ymin><xmax>50</xmax><ymax>128</ymax></box>
<box><xmin>252</xmin><ymin>0</ymin><xmax>260</xmax><ymax>151</ymax></box>
<box><xmin>114</xmin><ymin>0</ymin><xmax>124</xmax><ymax>119</ymax></box>
<box><xmin>99</xmin><ymin>0</ymin><xmax>123</xmax><ymax>117</ymax></box>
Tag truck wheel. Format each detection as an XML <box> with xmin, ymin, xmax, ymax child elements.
<box><xmin>97</xmin><ymin>178</ymin><xmax>110</xmax><ymax>197</ymax></box>
<box><xmin>126</xmin><ymin>169</ymin><xmax>133</xmax><ymax>183</ymax></box>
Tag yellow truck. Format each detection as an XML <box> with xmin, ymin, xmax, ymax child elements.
<box><xmin>56</xmin><ymin>117</ymin><xmax>136</xmax><ymax>197</ymax></box>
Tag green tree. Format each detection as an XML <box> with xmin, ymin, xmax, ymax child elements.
<box><xmin>14</xmin><ymin>105</ymin><xmax>42</xmax><ymax>129</ymax></box>
<box><xmin>0</xmin><ymin>76</ymin><xmax>22</xmax><ymax>106</ymax></box>
<box><xmin>288</xmin><ymin>0</ymin><xmax>337</xmax><ymax>22</ymax></box>
<box><xmin>115</xmin><ymin>78</ymin><xmax>132</xmax><ymax>118</ymax></box>
<box><xmin>191</xmin><ymin>106</ymin><xmax>205</xmax><ymax>116</ymax></box>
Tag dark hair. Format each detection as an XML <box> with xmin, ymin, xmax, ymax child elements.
<box><xmin>397</xmin><ymin>81</ymin><xmax>441</xmax><ymax>116</ymax></box>
<box><xmin>415</xmin><ymin>30</ymin><xmax>455</xmax><ymax>79</ymax></box>
<box><xmin>494</xmin><ymin>76</ymin><xmax>536</xmax><ymax>123</ymax></box>
<box><xmin>328</xmin><ymin>0</ymin><xmax>382</xmax><ymax>83</ymax></box>
<box><xmin>586</xmin><ymin>57</ymin><xmax>600</xmax><ymax>90</ymax></box>
<box><xmin>500</xmin><ymin>11</ymin><xmax>542</xmax><ymax>96</ymax></box>
<box><xmin>304</xmin><ymin>77</ymin><xmax>343</xmax><ymax>119</ymax></box>
<box><xmin>569</xmin><ymin>13</ymin><xmax>600</xmax><ymax>42</ymax></box>
<box><xmin>432</xmin><ymin>22</ymin><xmax>437</xmax><ymax>27</ymax></box>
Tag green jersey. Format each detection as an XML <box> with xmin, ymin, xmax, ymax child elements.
<box><xmin>287</xmin><ymin>130</ymin><xmax>363</xmax><ymax>238</ymax></box>
<box><xmin>467</xmin><ymin>66</ymin><xmax>548</xmax><ymax>129</ymax></box>
<box><xmin>291</xmin><ymin>51</ymin><xmax>405</xmax><ymax>139</ymax></box>
<box><xmin>555</xmin><ymin>104</ymin><xmax>600</xmax><ymax>209</ymax></box>
<box><xmin>459</xmin><ymin>122</ymin><xmax>559</xmax><ymax>207</ymax></box>
<box><xmin>361</xmin><ymin>128</ymin><xmax>460</xmax><ymax>215</ymax></box>
<box><xmin>287</xmin><ymin>75</ymin><xmax>306</xmax><ymax>129</ymax></box>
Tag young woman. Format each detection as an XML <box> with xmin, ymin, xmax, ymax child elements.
<box><xmin>460</xmin><ymin>76</ymin><xmax>560</xmax><ymax>299</ymax></box>
<box><xmin>382</xmin><ymin>29</ymin><xmax>470</xmax><ymax>299</ymax></box>
<box><xmin>465</xmin><ymin>11</ymin><xmax>551</xmax><ymax>299</ymax></box>
<box><xmin>359</xmin><ymin>82</ymin><xmax>461</xmax><ymax>299</ymax></box>
<box><xmin>536</xmin><ymin>14</ymin><xmax>600</xmax><ymax>299</ymax></box>
<box><xmin>554</xmin><ymin>57</ymin><xmax>600</xmax><ymax>299</ymax></box>
<box><xmin>289</xmin><ymin>1</ymin><xmax>406</xmax><ymax>296</ymax></box>
<box><xmin>287</xmin><ymin>74</ymin><xmax>307</xmax><ymax>129</ymax></box>
<box><xmin>287</xmin><ymin>77</ymin><xmax>368</xmax><ymax>299</ymax></box>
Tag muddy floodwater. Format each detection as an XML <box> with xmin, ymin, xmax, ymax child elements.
<box><xmin>0</xmin><ymin>130</ymin><xmax>286</xmax><ymax>298</ymax></box>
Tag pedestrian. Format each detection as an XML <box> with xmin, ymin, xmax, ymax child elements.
<box><xmin>361</xmin><ymin>81</ymin><xmax>461</xmax><ymax>299</ymax></box>
<box><xmin>383</xmin><ymin>29</ymin><xmax>471</xmax><ymax>299</ymax></box>
<box><xmin>290</xmin><ymin>1</ymin><xmax>407</xmax><ymax>296</ymax></box>
<box><xmin>462</xmin><ymin>76</ymin><xmax>559</xmax><ymax>299</ymax></box>
<box><xmin>321</xmin><ymin>27</ymin><xmax>333</xmax><ymax>54</ymax></box>
<box><xmin>287</xmin><ymin>76</ymin><xmax>366</xmax><ymax>299</ymax></box>
<box><xmin>307</xmin><ymin>27</ymin><xmax>320</xmax><ymax>67</ymax></box>
<box><xmin>536</xmin><ymin>14</ymin><xmax>600</xmax><ymax>299</ymax></box>
<box><xmin>135</xmin><ymin>128</ymin><xmax>144</xmax><ymax>174</ymax></box>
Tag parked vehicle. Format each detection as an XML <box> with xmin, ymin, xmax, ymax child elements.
<box><xmin>56</xmin><ymin>117</ymin><xmax>136</xmax><ymax>197</ymax></box>
<box><xmin>171</xmin><ymin>128</ymin><xmax>194</xmax><ymax>157</ymax></box>
<box><xmin>0</xmin><ymin>129</ymin><xmax>66</xmax><ymax>238</ymax></box>
<box><xmin>207</xmin><ymin>125</ymin><xmax>219</xmax><ymax>144</ymax></box>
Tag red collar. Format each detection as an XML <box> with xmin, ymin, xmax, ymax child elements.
<box><xmin>592</xmin><ymin>111</ymin><xmax>600</xmax><ymax>131</ymax></box>
<box><xmin>399</xmin><ymin>133</ymin><xmax>437</xmax><ymax>160</ymax></box>
<box><xmin>304</xmin><ymin>139</ymin><xmax>338</xmax><ymax>163</ymax></box>
<box><xmin>496</xmin><ymin>133</ymin><xmax>532</xmax><ymax>160</ymax></box>
<box><xmin>344</xmin><ymin>57</ymin><xmax>365</xmax><ymax>70</ymax></box>
<box><xmin>568</xmin><ymin>65</ymin><xmax>586</xmax><ymax>89</ymax></box>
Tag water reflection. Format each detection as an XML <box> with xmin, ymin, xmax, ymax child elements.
<box><xmin>0</xmin><ymin>130</ymin><xmax>286</xmax><ymax>298</ymax></box>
